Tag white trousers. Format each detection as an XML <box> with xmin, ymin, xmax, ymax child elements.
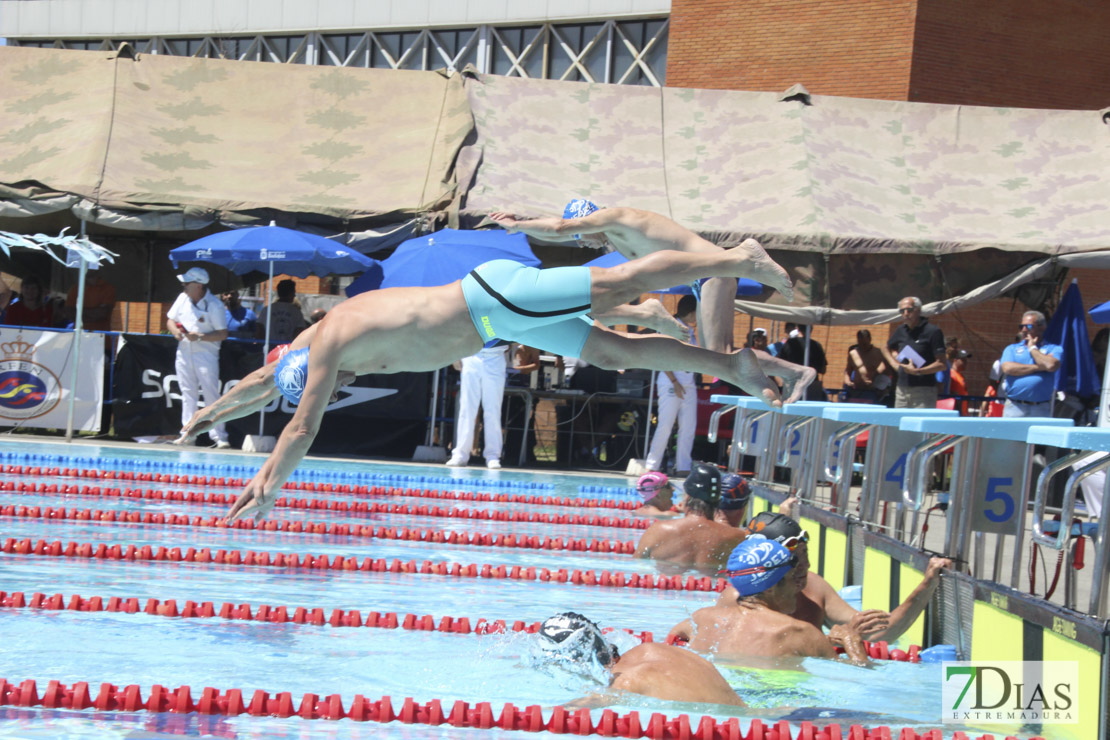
<box><xmin>175</xmin><ymin>345</ymin><xmax>227</xmax><ymax>443</ymax></box>
<box><xmin>452</xmin><ymin>349</ymin><xmax>507</xmax><ymax>462</ymax></box>
<box><xmin>646</xmin><ymin>381</ymin><xmax>697</xmax><ymax>472</ymax></box>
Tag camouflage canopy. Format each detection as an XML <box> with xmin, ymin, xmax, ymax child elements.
<box><xmin>2</xmin><ymin>47</ymin><xmax>1109</xmax><ymax>318</ymax></box>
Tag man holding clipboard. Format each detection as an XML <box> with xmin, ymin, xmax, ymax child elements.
<box><xmin>881</xmin><ymin>296</ymin><xmax>947</xmax><ymax>408</ymax></box>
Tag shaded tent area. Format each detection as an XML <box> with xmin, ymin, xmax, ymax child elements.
<box><xmin>1</xmin><ymin>46</ymin><xmax>1109</xmax><ymax>316</ymax></box>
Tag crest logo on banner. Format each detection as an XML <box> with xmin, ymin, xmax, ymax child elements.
<box><xmin>0</xmin><ymin>337</ymin><xmax>61</xmax><ymax>419</ymax></box>
<box><xmin>195</xmin><ymin>249</ymin><xmax>213</xmax><ymax>259</ymax></box>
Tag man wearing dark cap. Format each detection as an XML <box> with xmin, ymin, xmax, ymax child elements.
<box><xmin>669</xmin><ymin>537</ymin><xmax>869</xmax><ymax>664</ymax></box>
<box><xmin>714</xmin><ymin>512</ymin><xmax>951</xmax><ymax>643</ymax></box>
<box><xmin>714</xmin><ymin>472</ymin><xmax>751</xmax><ymax>528</ymax></box>
<box><xmin>634</xmin><ymin>463</ymin><xmax>746</xmax><ymax>572</ymax></box>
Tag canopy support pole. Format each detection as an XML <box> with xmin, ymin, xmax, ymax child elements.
<box><xmin>259</xmin><ymin>260</ymin><xmax>274</xmax><ymax>437</ymax></box>
<box><xmin>64</xmin><ymin>222</ymin><xmax>89</xmax><ymax>443</ymax></box>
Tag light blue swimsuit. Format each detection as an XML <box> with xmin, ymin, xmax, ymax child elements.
<box><xmin>460</xmin><ymin>260</ymin><xmax>594</xmax><ymax>357</ymax></box>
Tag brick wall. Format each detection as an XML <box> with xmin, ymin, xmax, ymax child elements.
<box><xmin>910</xmin><ymin>0</ymin><xmax>1110</xmax><ymax>108</ymax></box>
<box><xmin>667</xmin><ymin>0</ymin><xmax>917</xmax><ymax>99</ymax></box>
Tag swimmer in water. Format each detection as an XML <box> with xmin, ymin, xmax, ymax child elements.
<box><xmin>634</xmin><ymin>463</ymin><xmax>746</xmax><ymax>573</ymax></box>
<box><xmin>490</xmin><ymin>203</ymin><xmax>816</xmax><ymax>403</ymax></box>
<box><xmin>631</xmin><ymin>472</ymin><xmax>679</xmax><ymax>519</ymax></box>
<box><xmin>537</xmin><ymin>612</ymin><xmax>746</xmax><ymax>708</ymax></box>
<box><xmin>714</xmin><ymin>473</ymin><xmax>751</xmax><ymax>528</ymax></box>
<box><xmin>712</xmin><ymin>512</ymin><xmax>952</xmax><ymax>643</ymax></box>
<box><xmin>668</xmin><ymin>536</ymin><xmax>870</xmax><ymax>665</ymax></box>
<box><xmin>222</xmin><ymin>250</ymin><xmax>786</xmax><ymax>523</ymax></box>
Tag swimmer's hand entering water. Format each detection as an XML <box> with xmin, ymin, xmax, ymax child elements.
<box><xmin>225</xmin><ymin>474</ymin><xmax>277</xmax><ymax>524</ymax></box>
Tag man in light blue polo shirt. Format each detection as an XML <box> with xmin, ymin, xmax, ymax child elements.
<box><xmin>1000</xmin><ymin>310</ymin><xmax>1062</xmax><ymax>418</ymax></box>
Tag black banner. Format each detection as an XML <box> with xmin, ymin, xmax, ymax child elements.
<box><xmin>112</xmin><ymin>335</ymin><xmax>428</xmax><ymax>457</ymax></box>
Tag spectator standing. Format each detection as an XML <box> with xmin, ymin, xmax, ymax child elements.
<box><xmin>447</xmin><ymin>344</ymin><xmax>509</xmax><ymax>469</ymax></box>
<box><xmin>882</xmin><ymin>296</ymin><xmax>946</xmax><ymax>408</ymax></box>
<box><xmin>645</xmin><ymin>296</ymin><xmax>698</xmax><ymax>475</ymax></box>
<box><xmin>222</xmin><ymin>291</ymin><xmax>258</xmax><ymax>337</ymax></box>
<box><xmin>5</xmin><ymin>275</ymin><xmax>54</xmax><ymax>328</ymax></box>
<box><xmin>65</xmin><ymin>271</ymin><xmax>116</xmax><ymax>331</ymax></box>
<box><xmin>745</xmin><ymin>328</ymin><xmax>769</xmax><ymax>351</ymax></box>
<box><xmin>167</xmin><ymin>268</ymin><xmax>230</xmax><ymax>448</ymax></box>
<box><xmin>258</xmin><ymin>279</ymin><xmax>306</xmax><ymax>345</ymax></box>
<box><xmin>843</xmin><ymin>329</ymin><xmax>892</xmax><ymax>403</ymax></box>
<box><xmin>779</xmin><ymin>325</ymin><xmax>827</xmax><ymax>401</ymax></box>
<box><xmin>999</xmin><ymin>310</ymin><xmax>1062</xmax><ymax>418</ymax></box>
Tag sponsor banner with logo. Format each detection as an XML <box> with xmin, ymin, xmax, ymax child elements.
<box><xmin>113</xmin><ymin>335</ymin><xmax>428</xmax><ymax>456</ymax></box>
<box><xmin>0</xmin><ymin>328</ymin><xmax>104</xmax><ymax>432</ymax></box>
<box><xmin>942</xmin><ymin>661</ymin><xmax>1079</xmax><ymax>728</ymax></box>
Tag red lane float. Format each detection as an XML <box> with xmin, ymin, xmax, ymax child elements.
<box><xmin>0</xmin><ymin>486</ymin><xmax>648</xmax><ymax>530</ymax></box>
<box><xmin>1</xmin><ymin>465</ymin><xmax>637</xmax><ymax>510</ymax></box>
<box><xmin>0</xmin><ymin>677</ymin><xmax>1034</xmax><ymax>739</ymax></box>
<box><xmin>2</xmin><ymin>536</ymin><xmax>724</xmax><ymax>593</ymax></box>
<box><xmin>0</xmin><ymin>588</ymin><xmax>923</xmax><ymax>663</ymax></box>
<box><xmin>0</xmin><ymin>504</ymin><xmax>636</xmax><ymax>554</ymax></box>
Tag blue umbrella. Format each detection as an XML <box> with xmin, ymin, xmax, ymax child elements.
<box><xmin>345</xmin><ymin>229</ymin><xmax>539</xmax><ymax>297</ymax></box>
<box><xmin>1044</xmin><ymin>280</ymin><xmax>1099</xmax><ymax>397</ymax></box>
<box><xmin>582</xmin><ymin>251</ymin><xmax>764</xmax><ymax>296</ymax></box>
<box><xmin>170</xmin><ymin>225</ymin><xmax>376</xmax><ymax>278</ymax></box>
<box><xmin>1090</xmin><ymin>300</ymin><xmax>1110</xmax><ymax>324</ymax></box>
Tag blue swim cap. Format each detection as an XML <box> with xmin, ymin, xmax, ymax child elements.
<box><xmin>563</xmin><ymin>199</ymin><xmax>599</xmax><ymax>240</ymax></box>
<box><xmin>274</xmin><ymin>347</ymin><xmax>310</xmax><ymax>405</ymax></box>
<box><xmin>724</xmin><ymin>535</ymin><xmax>795</xmax><ymax>596</ymax></box>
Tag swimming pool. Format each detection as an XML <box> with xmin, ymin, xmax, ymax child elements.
<box><xmin>0</xmin><ymin>438</ymin><xmax>1047</xmax><ymax>739</ymax></box>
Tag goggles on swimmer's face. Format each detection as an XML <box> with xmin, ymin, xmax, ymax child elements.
<box><xmin>780</xmin><ymin>530</ymin><xmax>809</xmax><ymax>551</ymax></box>
<box><xmin>718</xmin><ymin>553</ymin><xmax>799</xmax><ymax>579</ymax></box>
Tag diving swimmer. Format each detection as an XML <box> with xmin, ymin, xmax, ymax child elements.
<box><xmin>490</xmin><ymin>203</ymin><xmax>816</xmax><ymax>403</ymax></box>
<box><xmin>223</xmin><ymin>249</ymin><xmax>786</xmax><ymax>523</ymax></box>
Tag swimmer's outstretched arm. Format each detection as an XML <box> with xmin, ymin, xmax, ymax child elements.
<box><xmin>176</xmin><ymin>363</ymin><xmax>281</xmax><ymax>443</ymax></box>
<box><xmin>225</xmin><ymin>339</ymin><xmax>339</xmax><ymax>523</ymax></box>
<box><xmin>489</xmin><ymin>210</ymin><xmax>619</xmax><ymax>240</ymax></box>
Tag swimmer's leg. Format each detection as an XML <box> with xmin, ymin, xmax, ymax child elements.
<box><xmin>592</xmin><ymin>299</ymin><xmax>690</xmax><ymax>341</ymax></box>
<box><xmin>589</xmin><ymin>243</ymin><xmax>792</xmax><ymax>312</ymax></box>
<box><xmin>696</xmin><ymin>277</ymin><xmax>737</xmax><ymax>353</ymax></box>
<box><xmin>579</xmin><ymin>326</ymin><xmax>781</xmax><ymax>408</ymax></box>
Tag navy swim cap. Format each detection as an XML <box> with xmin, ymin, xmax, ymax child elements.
<box><xmin>682</xmin><ymin>462</ymin><xmax>721</xmax><ymax>505</ymax></box>
<box><xmin>719</xmin><ymin>473</ymin><xmax>751</xmax><ymax>511</ymax></box>
<box><xmin>563</xmin><ymin>199</ymin><xmax>599</xmax><ymax>240</ymax></box>
<box><xmin>274</xmin><ymin>346</ymin><xmax>310</xmax><ymax>405</ymax></box>
<box><xmin>723</xmin><ymin>535</ymin><xmax>795</xmax><ymax>596</ymax></box>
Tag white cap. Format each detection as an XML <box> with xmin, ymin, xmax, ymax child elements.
<box><xmin>177</xmin><ymin>267</ymin><xmax>209</xmax><ymax>285</ymax></box>
<box><xmin>989</xmin><ymin>359</ymin><xmax>1002</xmax><ymax>382</ymax></box>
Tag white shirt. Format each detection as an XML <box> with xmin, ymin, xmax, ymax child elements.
<box><xmin>167</xmin><ymin>290</ymin><xmax>227</xmax><ymax>358</ymax></box>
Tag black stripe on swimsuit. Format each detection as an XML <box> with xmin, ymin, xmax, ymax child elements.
<box><xmin>468</xmin><ymin>269</ymin><xmax>591</xmax><ymax>319</ymax></box>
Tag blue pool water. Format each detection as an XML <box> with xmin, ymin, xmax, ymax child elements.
<box><xmin>0</xmin><ymin>438</ymin><xmax>1041</xmax><ymax>739</ymax></box>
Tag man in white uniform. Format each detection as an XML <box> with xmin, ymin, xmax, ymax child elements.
<box><xmin>646</xmin><ymin>296</ymin><xmax>698</xmax><ymax>475</ymax></box>
<box><xmin>167</xmin><ymin>268</ymin><xmax>230</xmax><ymax>448</ymax></box>
<box><xmin>447</xmin><ymin>343</ymin><xmax>509</xmax><ymax>468</ymax></box>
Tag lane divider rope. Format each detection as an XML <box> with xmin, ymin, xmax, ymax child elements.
<box><xmin>3</xmin><ymin>465</ymin><xmax>636</xmax><ymax>507</ymax></box>
<box><xmin>0</xmin><ymin>482</ymin><xmax>649</xmax><ymax>530</ymax></box>
<box><xmin>0</xmin><ymin>588</ymin><xmax>921</xmax><ymax>663</ymax></box>
<box><xmin>0</xmin><ymin>505</ymin><xmax>637</xmax><ymax>554</ymax></box>
<box><xmin>0</xmin><ymin>677</ymin><xmax>1019</xmax><ymax>739</ymax></box>
<box><xmin>2</xmin><ymin>536</ymin><xmax>722</xmax><ymax>592</ymax></box>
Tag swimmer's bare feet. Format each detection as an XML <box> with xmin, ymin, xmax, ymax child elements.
<box><xmin>593</xmin><ymin>299</ymin><xmax>691</xmax><ymax>341</ymax></box>
<box><xmin>752</xmin><ymin>354</ymin><xmax>816</xmax><ymax>404</ymax></box>
<box><xmin>730</xmin><ymin>238</ymin><xmax>794</xmax><ymax>301</ymax></box>
<box><xmin>728</xmin><ymin>348</ymin><xmax>782</xmax><ymax>408</ymax></box>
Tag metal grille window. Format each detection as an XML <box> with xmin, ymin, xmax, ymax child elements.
<box><xmin>9</xmin><ymin>18</ymin><xmax>668</xmax><ymax>86</ymax></box>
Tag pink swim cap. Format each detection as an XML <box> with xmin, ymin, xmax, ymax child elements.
<box><xmin>636</xmin><ymin>472</ymin><xmax>670</xmax><ymax>500</ymax></box>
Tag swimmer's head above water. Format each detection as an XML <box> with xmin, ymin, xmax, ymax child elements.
<box><xmin>721</xmin><ymin>535</ymin><xmax>797</xmax><ymax>597</ymax></box>
<box><xmin>538</xmin><ymin>612</ymin><xmax>619</xmax><ymax>670</ymax></box>
<box><xmin>273</xmin><ymin>347</ymin><xmax>357</xmax><ymax>405</ymax></box>
<box><xmin>636</xmin><ymin>471</ymin><xmax>671</xmax><ymax>501</ymax></box>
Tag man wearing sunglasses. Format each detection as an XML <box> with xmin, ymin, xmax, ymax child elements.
<box><xmin>668</xmin><ymin>536</ymin><xmax>870</xmax><ymax>664</ymax></box>
<box><xmin>999</xmin><ymin>310</ymin><xmax>1062</xmax><ymax>418</ymax></box>
<box><xmin>881</xmin><ymin>296</ymin><xmax>947</xmax><ymax>409</ymax></box>
<box><xmin>709</xmin><ymin>512</ymin><xmax>951</xmax><ymax>644</ymax></box>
